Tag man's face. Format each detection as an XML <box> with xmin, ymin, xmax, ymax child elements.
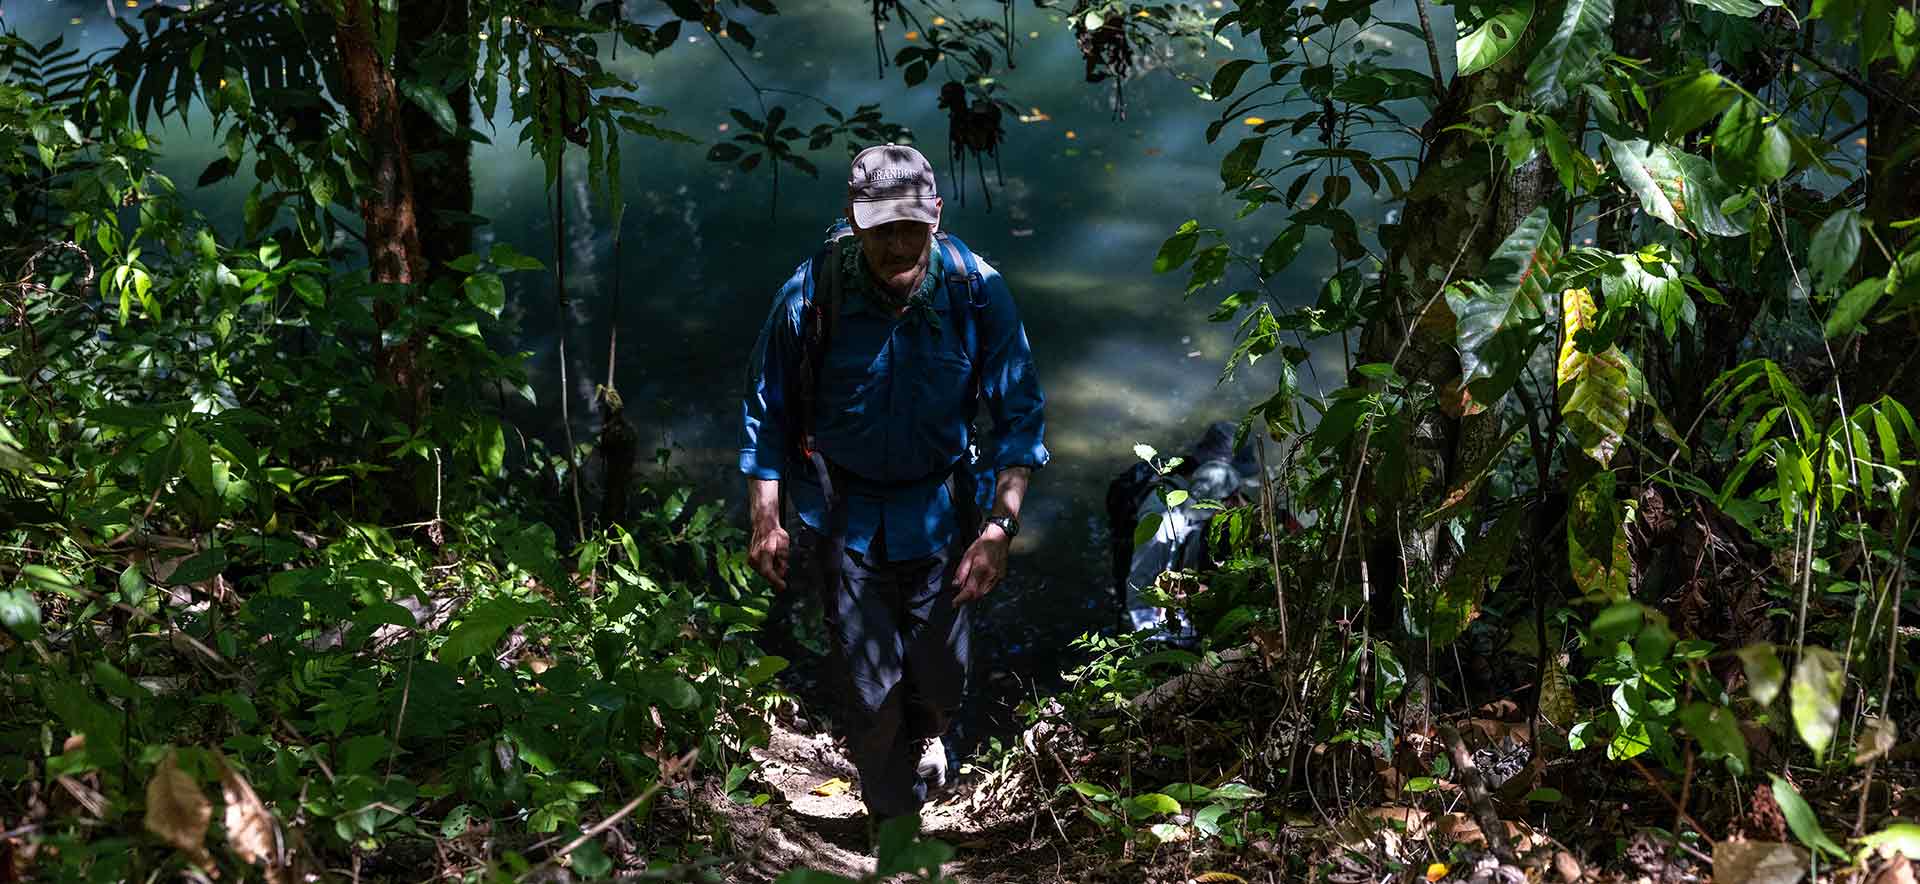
<box><xmin>848</xmin><ymin>200</ymin><xmax>941</xmax><ymax>295</ymax></box>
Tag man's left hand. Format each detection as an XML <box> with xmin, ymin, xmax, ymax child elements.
<box><xmin>951</xmin><ymin>526</ymin><xmax>1010</xmax><ymax>607</ymax></box>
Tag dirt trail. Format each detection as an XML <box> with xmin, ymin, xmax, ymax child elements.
<box><xmin>716</xmin><ymin>721</ymin><xmax>1076</xmax><ymax>883</ymax></box>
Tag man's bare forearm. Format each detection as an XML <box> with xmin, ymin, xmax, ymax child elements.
<box><xmin>989</xmin><ymin>466</ymin><xmax>1030</xmax><ymax>522</ymax></box>
<box><xmin>749</xmin><ymin>477</ymin><xmax>782</xmax><ymax>535</ymax></box>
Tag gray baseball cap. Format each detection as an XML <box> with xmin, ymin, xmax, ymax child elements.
<box><xmin>848</xmin><ymin>143</ymin><xmax>941</xmax><ymax>228</ymax></box>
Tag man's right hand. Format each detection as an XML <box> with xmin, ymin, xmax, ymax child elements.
<box><xmin>749</xmin><ymin>524</ymin><xmax>791</xmax><ymax>592</ymax></box>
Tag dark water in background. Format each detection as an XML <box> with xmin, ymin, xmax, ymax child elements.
<box><xmin>7</xmin><ymin>0</ymin><xmax>1439</xmax><ymax>741</ymax></box>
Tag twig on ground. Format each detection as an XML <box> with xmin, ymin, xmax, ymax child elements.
<box><xmin>1435</xmin><ymin>722</ymin><xmax>1512</xmax><ymax>860</ymax></box>
<box><xmin>1625</xmin><ymin>758</ymin><xmax>1715</xmax><ymax>851</ymax></box>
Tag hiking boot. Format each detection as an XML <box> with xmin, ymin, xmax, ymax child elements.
<box><xmin>916</xmin><ymin>736</ymin><xmax>949</xmax><ymax>797</ymax></box>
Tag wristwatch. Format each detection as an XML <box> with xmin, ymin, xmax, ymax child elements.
<box><xmin>983</xmin><ymin>514</ymin><xmax>1019</xmax><ymax>539</ymax></box>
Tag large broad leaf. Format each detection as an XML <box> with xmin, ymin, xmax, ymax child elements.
<box><xmin>1427</xmin><ymin>507</ymin><xmax>1525</xmax><ymax>646</ymax></box>
<box><xmin>1456</xmin><ymin>0</ymin><xmax>1536</xmax><ymax>76</ymax></box>
<box><xmin>1810</xmin><ymin>208</ymin><xmax>1861</xmax><ymax>293</ymax></box>
<box><xmin>1603</xmin><ymin>136</ymin><xmax>1747</xmax><ymax>237</ymax></box>
<box><xmin>1790</xmin><ymin>646</ymin><xmax>1843</xmax><ymax>763</ymax></box>
<box><xmin>1448</xmin><ymin>207</ymin><xmax>1562</xmax><ymax>408</ymax></box>
<box><xmin>1650</xmin><ymin>71</ymin><xmax>1740</xmax><ymax>141</ymax></box>
<box><xmin>1568</xmin><ymin>460</ymin><xmax>1630</xmax><ymax>600</ymax></box>
<box><xmin>1714</xmin><ymin>97</ymin><xmax>1792</xmax><ymax>185</ymax></box>
<box><xmin>1768</xmin><ymin>774</ymin><xmax>1849</xmax><ymax>859</ymax></box>
<box><xmin>1604</xmin><ymin>135</ymin><xmax>1688</xmax><ymax>231</ymax></box>
<box><xmin>1558</xmin><ymin>287</ymin><xmax>1633</xmax><ymax>466</ymax></box>
<box><xmin>1683</xmin><ymin>0</ymin><xmax>1767</xmax><ymax>14</ymax></box>
<box><xmin>1737</xmin><ymin>643</ymin><xmax>1785</xmax><ymax>706</ymax></box>
<box><xmin>1526</xmin><ymin>0</ymin><xmax>1615</xmax><ymax>109</ymax></box>
<box><xmin>1678</xmin><ymin>702</ymin><xmax>1750</xmax><ymax>772</ymax></box>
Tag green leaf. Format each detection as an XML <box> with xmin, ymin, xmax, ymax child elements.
<box><xmin>1603</xmin><ymin>135</ymin><xmax>1687</xmax><ymax>232</ymax></box>
<box><xmin>1768</xmin><ymin>774</ymin><xmax>1849</xmax><ymax>859</ymax></box>
<box><xmin>1456</xmin><ymin>0</ymin><xmax>1536</xmax><ymax>77</ymax></box>
<box><xmin>1651</xmin><ymin>71</ymin><xmax>1739</xmax><ymax>141</ymax></box>
<box><xmin>1558</xmin><ymin>287</ymin><xmax>1633</xmax><ymax>466</ymax></box>
<box><xmin>1790</xmin><ymin>646</ymin><xmax>1843</xmax><ymax>762</ymax></box>
<box><xmin>1125</xmin><ymin>793</ymin><xmax>1182</xmax><ymax>817</ymax></box>
<box><xmin>637</xmin><ymin>671</ymin><xmax>701</xmax><ymax>710</ymax></box>
<box><xmin>1210</xmin><ymin>59</ymin><xmax>1257</xmax><ymax>99</ymax></box>
<box><xmin>1429</xmin><ymin>508</ymin><xmax>1525</xmax><ymax>646</ymax></box>
<box><xmin>1448</xmin><ymin>206</ymin><xmax>1562</xmax><ymax>409</ymax></box>
<box><xmin>290</xmin><ymin>275</ymin><xmax>325</xmax><ymax>307</ymax></box>
<box><xmin>1526</xmin><ymin>0</ymin><xmax>1615</xmax><ymax>109</ymax></box>
<box><xmin>1407</xmin><ymin>776</ymin><xmax>1439</xmax><ymax>792</ymax></box>
<box><xmin>1260</xmin><ymin>225</ymin><xmax>1307</xmax><ymax>277</ymax></box>
<box><xmin>1221</xmin><ymin>137</ymin><xmax>1266</xmax><ymax>189</ymax></box>
<box><xmin>1069</xmin><ymin>782</ymin><xmax>1113</xmax><ymax>801</ymax></box>
<box><xmin>399</xmin><ymin>81</ymin><xmax>459</xmax><ymax>135</ymax></box>
<box><xmin>464</xmin><ymin>272</ymin><xmax>506</xmax><ymax>316</ymax></box>
<box><xmin>1861</xmin><ymin>824</ymin><xmax>1920</xmax><ymax>863</ymax></box>
<box><xmin>744</xmin><ymin>654</ymin><xmax>789</xmax><ymax>687</ymax></box>
<box><xmin>1525</xmin><ymin>787</ymin><xmax>1564</xmax><ymax>802</ymax></box>
<box><xmin>1827</xmin><ymin>276</ymin><xmax>1889</xmax><ymax>338</ymax></box>
<box><xmin>1569</xmin><ymin>464</ymin><xmax>1631</xmax><ymax>600</ymax></box>
<box><xmin>1895</xmin><ymin>8</ymin><xmax>1918</xmax><ymax>73</ymax></box>
<box><xmin>1678</xmin><ymin>702</ymin><xmax>1749</xmax><ymax>772</ymax></box>
<box><xmin>1682</xmin><ymin>0</ymin><xmax>1765</xmax><ymax>14</ymax></box>
<box><xmin>0</xmin><ymin>588</ymin><xmax>41</xmax><ymax>641</ymax></box>
<box><xmin>1195</xmin><ymin>804</ymin><xmax>1233</xmax><ymax>837</ymax></box>
<box><xmin>1810</xmin><ymin>208</ymin><xmax>1862</xmax><ymax>293</ymax></box>
<box><xmin>1714</xmin><ymin>98</ymin><xmax>1792</xmax><ymax>185</ymax></box>
<box><xmin>439</xmin><ymin>597</ymin><xmax>540</xmax><ymax>664</ymax></box>
<box><xmin>179</xmin><ymin>428</ymin><xmax>216</xmax><ymax>497</ymax></box>
<box><xmin>1736</xmin><ymin>643</ymin><xmax>1785</xmax><ymax>706</ymax></box>
<box><xmin>165</xmin><ymin>549</ymin><xmax>227</xmax><ymax>586</ymax></box>
<box><xmin>1155</xmin><ymin>221</ymin><xmax>1200</xmax><ymax>273</ymax></box>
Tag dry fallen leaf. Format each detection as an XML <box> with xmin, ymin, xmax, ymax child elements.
<box><xmin>146</xmin><ymin>752</ymin><xmax>211</xmax><ymax>851</ymax></box>
<box><xmin>810</xmin><ymin>777</ymin><xmax>852</xmax><ymax>797</ymax></box>
<box><xmin>219</xmin><ymin>760</ymin><xmax>276</xmax><ymax>867</ymax></box>
<box><xmin>1857</xmin><ymin>717</ymin><xmax>1897</xmax><ymax>765</ymax></box>
<box><xmin>1194</xmin><ymin>873</ymin><xmax>1248</xmax><ymax>883</ymax></box>
<box><xmin>1713</xmin><ymin>840</ymin><xmax>1809</xmax><ymax>884</ymax></box>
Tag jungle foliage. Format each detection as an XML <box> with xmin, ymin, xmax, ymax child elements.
<box><xmin>4</xmin><ymin>0</ymin><xmax>1920</xmax><ymax>880</ymax></box>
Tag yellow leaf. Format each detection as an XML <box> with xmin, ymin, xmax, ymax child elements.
<box><xmin>810</xmin><ymin>777</ymin><xmax>851</xmax><ymax>797</ymax></box>
<box><xmin>145</xmin><ymin>752</ymin><xmax>211</xmax><ymax>854</ymax></box>
<box><xmin>1540</xmin><ymin>653</ymin><xmax>1577</xmax><ymax>729</ymax></box>
<box><xmin>220</xmin><ymin>759</ymin><xmax>277</xmax><ymax>867</ymax></box>
<box><xmin>1427</xmin><ymin>862</ymin><xmax>1450</xmax><ymax>882</ymax></box>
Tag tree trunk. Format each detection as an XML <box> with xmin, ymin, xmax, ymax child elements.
<box><xmin>1847</xmin><ymin>62</ymin><xmax>1920</xmax><ymax>406</ymax></box>
<box><xmin>335</xmin><ymin>0</ymin><xmax>430</xmax><ymax>424</ymax></box>
<box><xmin>1354</xmin><ymin>44</ymin><xmax>1548</xmax><ymax>725</ymax></box>
<box><xmin>399</xmin><ymin>0</ymin><xmax>475</xmax><ymax>275</ymax></box>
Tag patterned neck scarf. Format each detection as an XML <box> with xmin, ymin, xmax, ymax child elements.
<box><xmin>838</xmin><ymin>235</ymin><xmax>943</xmax><ymax>324</ymax></box>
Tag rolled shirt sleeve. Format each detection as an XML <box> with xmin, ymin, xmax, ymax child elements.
<box><xmin>739</xmin><ymin>261</ymin><xmax>812</xmax><ymax>481</ymax></box>
<box><xmin>972</xmin><ymin>259</ymin><xmax>1051</xmax><ymax>472</ymax></box>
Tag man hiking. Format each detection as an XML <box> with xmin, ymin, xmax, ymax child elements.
<box><xmin>739</xmin><ymin>144</ymin><xmax>1050</xmax><ymax>829</ymax></box>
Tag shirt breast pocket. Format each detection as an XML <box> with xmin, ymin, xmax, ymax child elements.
<box><xmin>914</xmin><ymin>350</ymin><xmax>974</xmax><ymax>447</ymax></box>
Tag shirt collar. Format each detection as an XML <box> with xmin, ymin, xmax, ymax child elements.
<box><xmin>838</xmin><ymin>236</ymin><xmax>947</xmax><ymax>315</ymax></box>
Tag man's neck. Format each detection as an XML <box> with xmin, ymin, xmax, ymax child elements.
<box><xmin>864</xmin><ymin>251</ymin><xmax>928</xmax><ymax>303</ymax></box>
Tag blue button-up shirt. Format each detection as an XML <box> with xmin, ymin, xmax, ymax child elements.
<box><xmin>740</xmin><ymin>238</ymin><xmax>1050</xmax><ymax>561</ymax></box>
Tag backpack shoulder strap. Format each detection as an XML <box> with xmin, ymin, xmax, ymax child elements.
<box><xmin>935</xmin><ymin>231</ymin><xmax>987</xmax><ymax>363</ymax></box>
<box><xmin>796</xmin><ymin>240</ymin><xmax>844</xmax><ymax>455</ymax></box>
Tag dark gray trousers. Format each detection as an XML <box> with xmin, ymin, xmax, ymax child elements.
<box><xmin>791</xmin><ymin>523</ymin><xmax>971</xmax><ymax>820</ymax></box>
